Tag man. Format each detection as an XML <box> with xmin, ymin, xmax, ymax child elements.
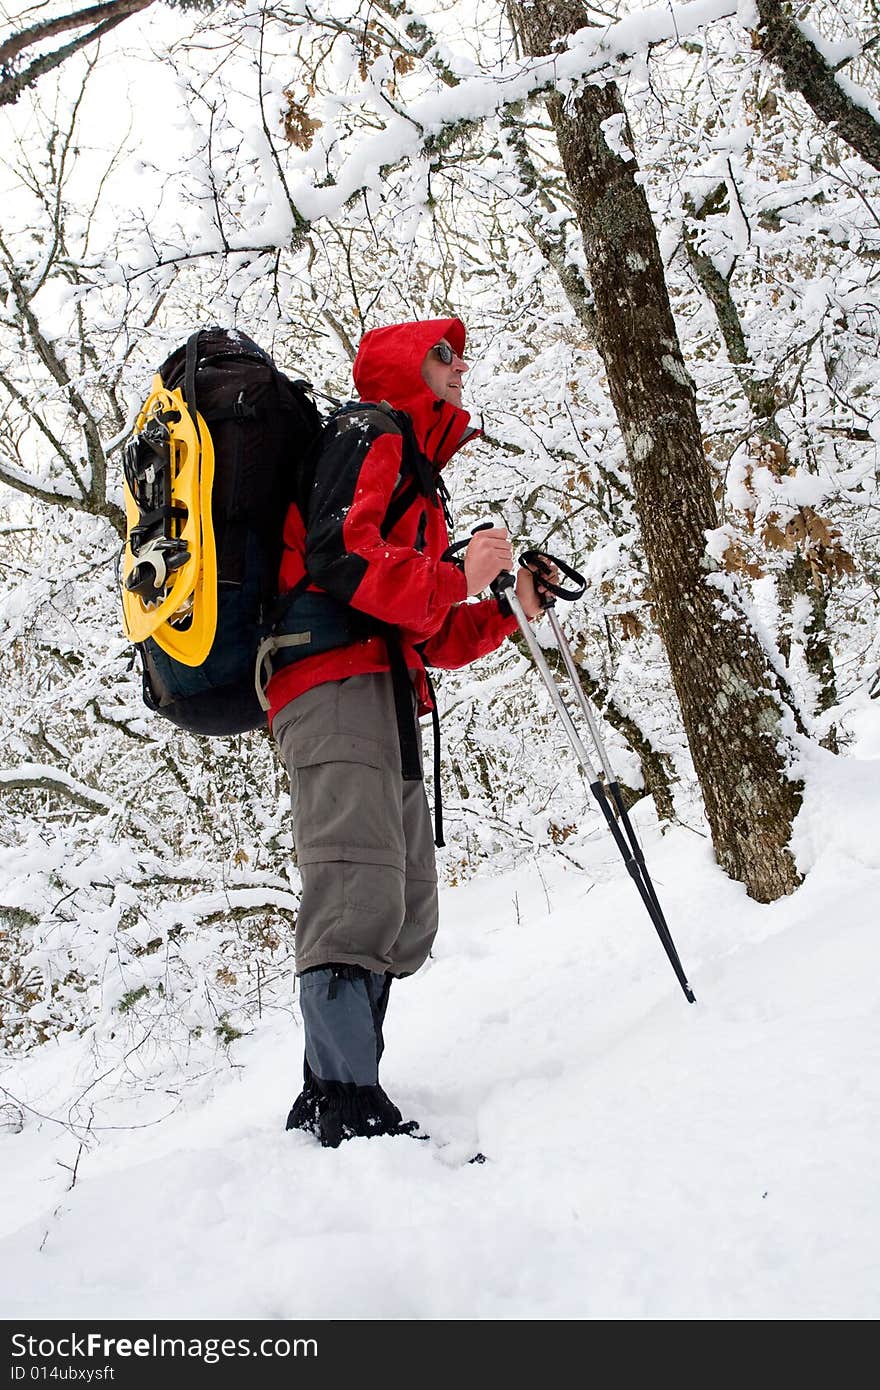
<box><xmin>267</xmin><ymin>317</ymin><xmax>553</xmax><ymax>1147</ymax></box>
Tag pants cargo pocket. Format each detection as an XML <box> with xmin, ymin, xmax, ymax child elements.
<box><xmin>280</xmin><ymin>730</ymin><xmax>406</xmax><ymax>870</ymax></box>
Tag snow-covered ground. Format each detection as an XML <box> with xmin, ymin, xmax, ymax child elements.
<box><xmin>1</xmin><ymin>698</ymin><xmax>877</xmax><ymax>1321</ymax></box>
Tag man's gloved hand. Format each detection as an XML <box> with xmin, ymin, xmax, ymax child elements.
<box><xmin>463</xmin><ymin>526</ymin><xmax>514</xmax><ymax>596</ymax></box>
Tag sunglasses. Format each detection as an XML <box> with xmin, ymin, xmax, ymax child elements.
<box><xmin>431</xmin><ymin>342</ymin><xmax>454</xmax><ymax>365</ymax></box>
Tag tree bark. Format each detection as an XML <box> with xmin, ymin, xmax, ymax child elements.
<box><xmin>753</xmin><ymin>0</ymin><xmax>880</xmax><ymax>174</ymax></box>
<box><xmin>510</xmin><ymin>1</ymin><xmax>803</xmax><ymax>901</ymax></box>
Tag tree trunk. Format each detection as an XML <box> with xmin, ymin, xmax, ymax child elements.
<box><xmin>510</xmin><ymin>1</ymin><xmax>803</xmax><ymax>902</ymax></box>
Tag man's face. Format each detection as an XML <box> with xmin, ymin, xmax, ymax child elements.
<box><xmin>421</xmin><ymin>338</ymin><xmax>468</xmax><ymax>405</ymax></box>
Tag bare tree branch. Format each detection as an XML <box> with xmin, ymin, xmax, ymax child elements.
<box><xmin>0</xmin><ymin>0</ymin><xmax>152</xmax><ymax>66</ymax></box>
<box><xmin>0</xmin><ymin>1</ymin><xmax>156</xmax><ymax>106</ymax></box>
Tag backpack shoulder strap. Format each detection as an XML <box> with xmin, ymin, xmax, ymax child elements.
<box><xmin>337</xmin><ymin>398</ymin><xmax>448</xmax><ymax>522</ymax></box>
<box><xmin>319</xmin><ymin>399</ymin><xmax>431</xmax><ymax>536</ymax></box>
<box><xmin>328</xmin><ymin>399</ymin><xmax>404</xmax><ymax>439</ymax></box>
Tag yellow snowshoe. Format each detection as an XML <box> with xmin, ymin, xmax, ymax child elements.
<box><xmin>121</xmin><ymin>377</ymin><xmax>217</xmax><ymax>667</ymax></box>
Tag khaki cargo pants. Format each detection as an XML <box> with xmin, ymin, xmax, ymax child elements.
<box><xmin>273</xmin><ymin>672</ymin><xmax>439</xmax><ymax>977</ymax></box>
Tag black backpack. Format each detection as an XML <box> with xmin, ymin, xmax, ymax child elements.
<box><xmin>121</xmin><ymin>328</ymin><xmax>323</xmax><ymax>736</ymax></box>
<box><xmin>120</xmin><ymin>329</ymin><xmax>431</xmax><ymax>739</ymax></box>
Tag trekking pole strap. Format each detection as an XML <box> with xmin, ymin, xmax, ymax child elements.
<box><xmin>441</xmin><ymin>519</ymin><xmax>499</xmax><ymax>566</ymax></box>
<box><xmin>519</xmin><ymin>550</ymin><xmax>586</xmax><ymax>603</ymax></box>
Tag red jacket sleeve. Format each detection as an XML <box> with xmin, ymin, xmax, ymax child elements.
<box><xmin>421</xmin><ymin>595</ymin><xmax>518</xmax><ymax>669</ymax></box>
<box><xmin>305</xmin><ymin>428</ymin><xmax>468</xmax><ymax>629</ymax></box>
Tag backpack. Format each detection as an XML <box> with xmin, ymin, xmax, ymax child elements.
<box><xmin>121</xmin><ymin>329</ymin><xmax>426</xmax><ymax>738</ymax></box>
<box><xmin>121</xmin><ymin>327</ymin><xmax>322</xmax><ymax>736</ymax></box>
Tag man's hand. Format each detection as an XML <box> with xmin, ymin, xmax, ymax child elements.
<box><xmin>515</xmin><ymin>556</ymin><xmax>560</xmax><ymax>619</ymax></box>
<box><xmin>463</xmin><ymin>526</ymin><xmax>514</xmax><ymax>597</ymax></box>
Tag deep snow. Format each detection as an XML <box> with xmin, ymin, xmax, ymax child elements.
<box><xmin>0</xmin><ymin>698</ymin><xmax>877</xmax><ymax>1321</ymax></box>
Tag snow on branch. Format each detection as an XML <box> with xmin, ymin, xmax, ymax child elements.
<box><xmin>0</xmin><ymin>763</ymin><xmax>116</xmax><ymax>815</ymax></box>
<box><xmin>290</xmin><ymin>0</ymin><xmax>739</xmax><ymax>230</ymax></box>
<box><xmin>145</xmin><ymin>0</ymin><xmax>739</xmax><ymax>269</ymax></box>
<box><xmin>162</xmin><ymin>886</ymin><xmax>300</xmax><ymax>928</ymax></box>
<box><xmin>0</xmin><ymin>0</ymin><xmax>156</xmax><ymax>107</ymax></box>
<box><xmin>751</xmin><ymin>0</ymin><xmax>880</xmax><ymax>173</ymax></box>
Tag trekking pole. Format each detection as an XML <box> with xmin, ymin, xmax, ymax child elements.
<box><xmin>521</xmin><ymin>551</ymin><xmax>688</xmax><ymax>975</ymax></box>
<box><xmin>493</xmin><ymin>554</ymin><xmax>696</xmax><ymax>1005</ymax></box>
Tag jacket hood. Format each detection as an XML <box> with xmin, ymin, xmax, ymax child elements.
<box><xmin>352</xmin><ymin>317</ymin><xmax>474</xmax><ymax>467</ymax></box>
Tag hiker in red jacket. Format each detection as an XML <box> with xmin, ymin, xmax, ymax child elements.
<box><xmin>269</xmin><ymin>317</ymin><xmax>554</xmax><ymax>1147</ymax></box>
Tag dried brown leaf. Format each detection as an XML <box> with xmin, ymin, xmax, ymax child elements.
<box><xmin>722</xmin><ymin>541</ymin><xmax>764</xmax><ymax>580</ymax></box>
<box><xmin>618</xmin><ymin>612</ymin><xmax>645</xmax><ymax>641</ymax></box>
<box><xmin>282</xmin><ymin>94</ymin><xmax>322</xmax><ymax>150</ymax></box>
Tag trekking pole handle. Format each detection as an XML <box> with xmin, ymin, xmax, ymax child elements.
<box><xmin>444</xmin><ymin>531</ymin><xmax>584</xmax><ymax>613</ymax></box>
<box><xmin>490</xmin><ymin>568</ymin><xmax>515</xmax><ymax>614</ymax></box>
<box><xmin>443</xmin><ymin>521</ymin><xmax>516</xmax><ymax>612</ymax></box>
<box><xmin>451</xmin><ymin>523</ymin><xmax>518</xmax><ymax>611</ymax></box>
<box><xmin>457</xmin><ymin>521</ymin><xmax>518</xmax><ymax>614</ymax></box>
<box><xmin>441</xmin><ymin>520</ymin><xmax>497</xmax><ymax>564</ymax></box>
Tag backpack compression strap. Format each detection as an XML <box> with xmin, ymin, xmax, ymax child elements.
<box><xmin>183</xmin><ymin>330</ymin><xmax>202</xmax><ymax>441</ymax></box>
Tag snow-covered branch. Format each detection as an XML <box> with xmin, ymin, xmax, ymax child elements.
<box><xmin>287</xmin><ymin>0</ymin><xmax>739</xmax><ymax>232</ymax></box>
<box><xmin>0</xmin><ymin>764</ymin><xmax>116</xmax><ymax>815</ymax></box>
<box><xmin>752</xmin><ymin>0</ymin><xmax>880</xmax><ymax>172</ymax></box>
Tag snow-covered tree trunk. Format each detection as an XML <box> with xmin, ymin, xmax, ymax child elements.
<box><xmin>510</xmin><ymin>0</ymin><xmax>803</xmax><ymax>902</ymax></box>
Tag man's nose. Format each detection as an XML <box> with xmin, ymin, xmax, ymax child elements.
<box><xmin>454</xmin><ymin>355</ymin><xmax>468</xmax><ymax>372</ymax></box>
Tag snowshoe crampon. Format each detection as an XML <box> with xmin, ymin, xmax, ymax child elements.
<box><xmin>121</xmin><ymin>377</ymin><xmax>217</xmax><ymax>667</ymax></box>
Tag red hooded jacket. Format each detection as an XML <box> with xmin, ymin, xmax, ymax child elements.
<box><xmin>266</xmin><ymin>317</ymin><xmax>517</xmax><ymax>726</ymax></box>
